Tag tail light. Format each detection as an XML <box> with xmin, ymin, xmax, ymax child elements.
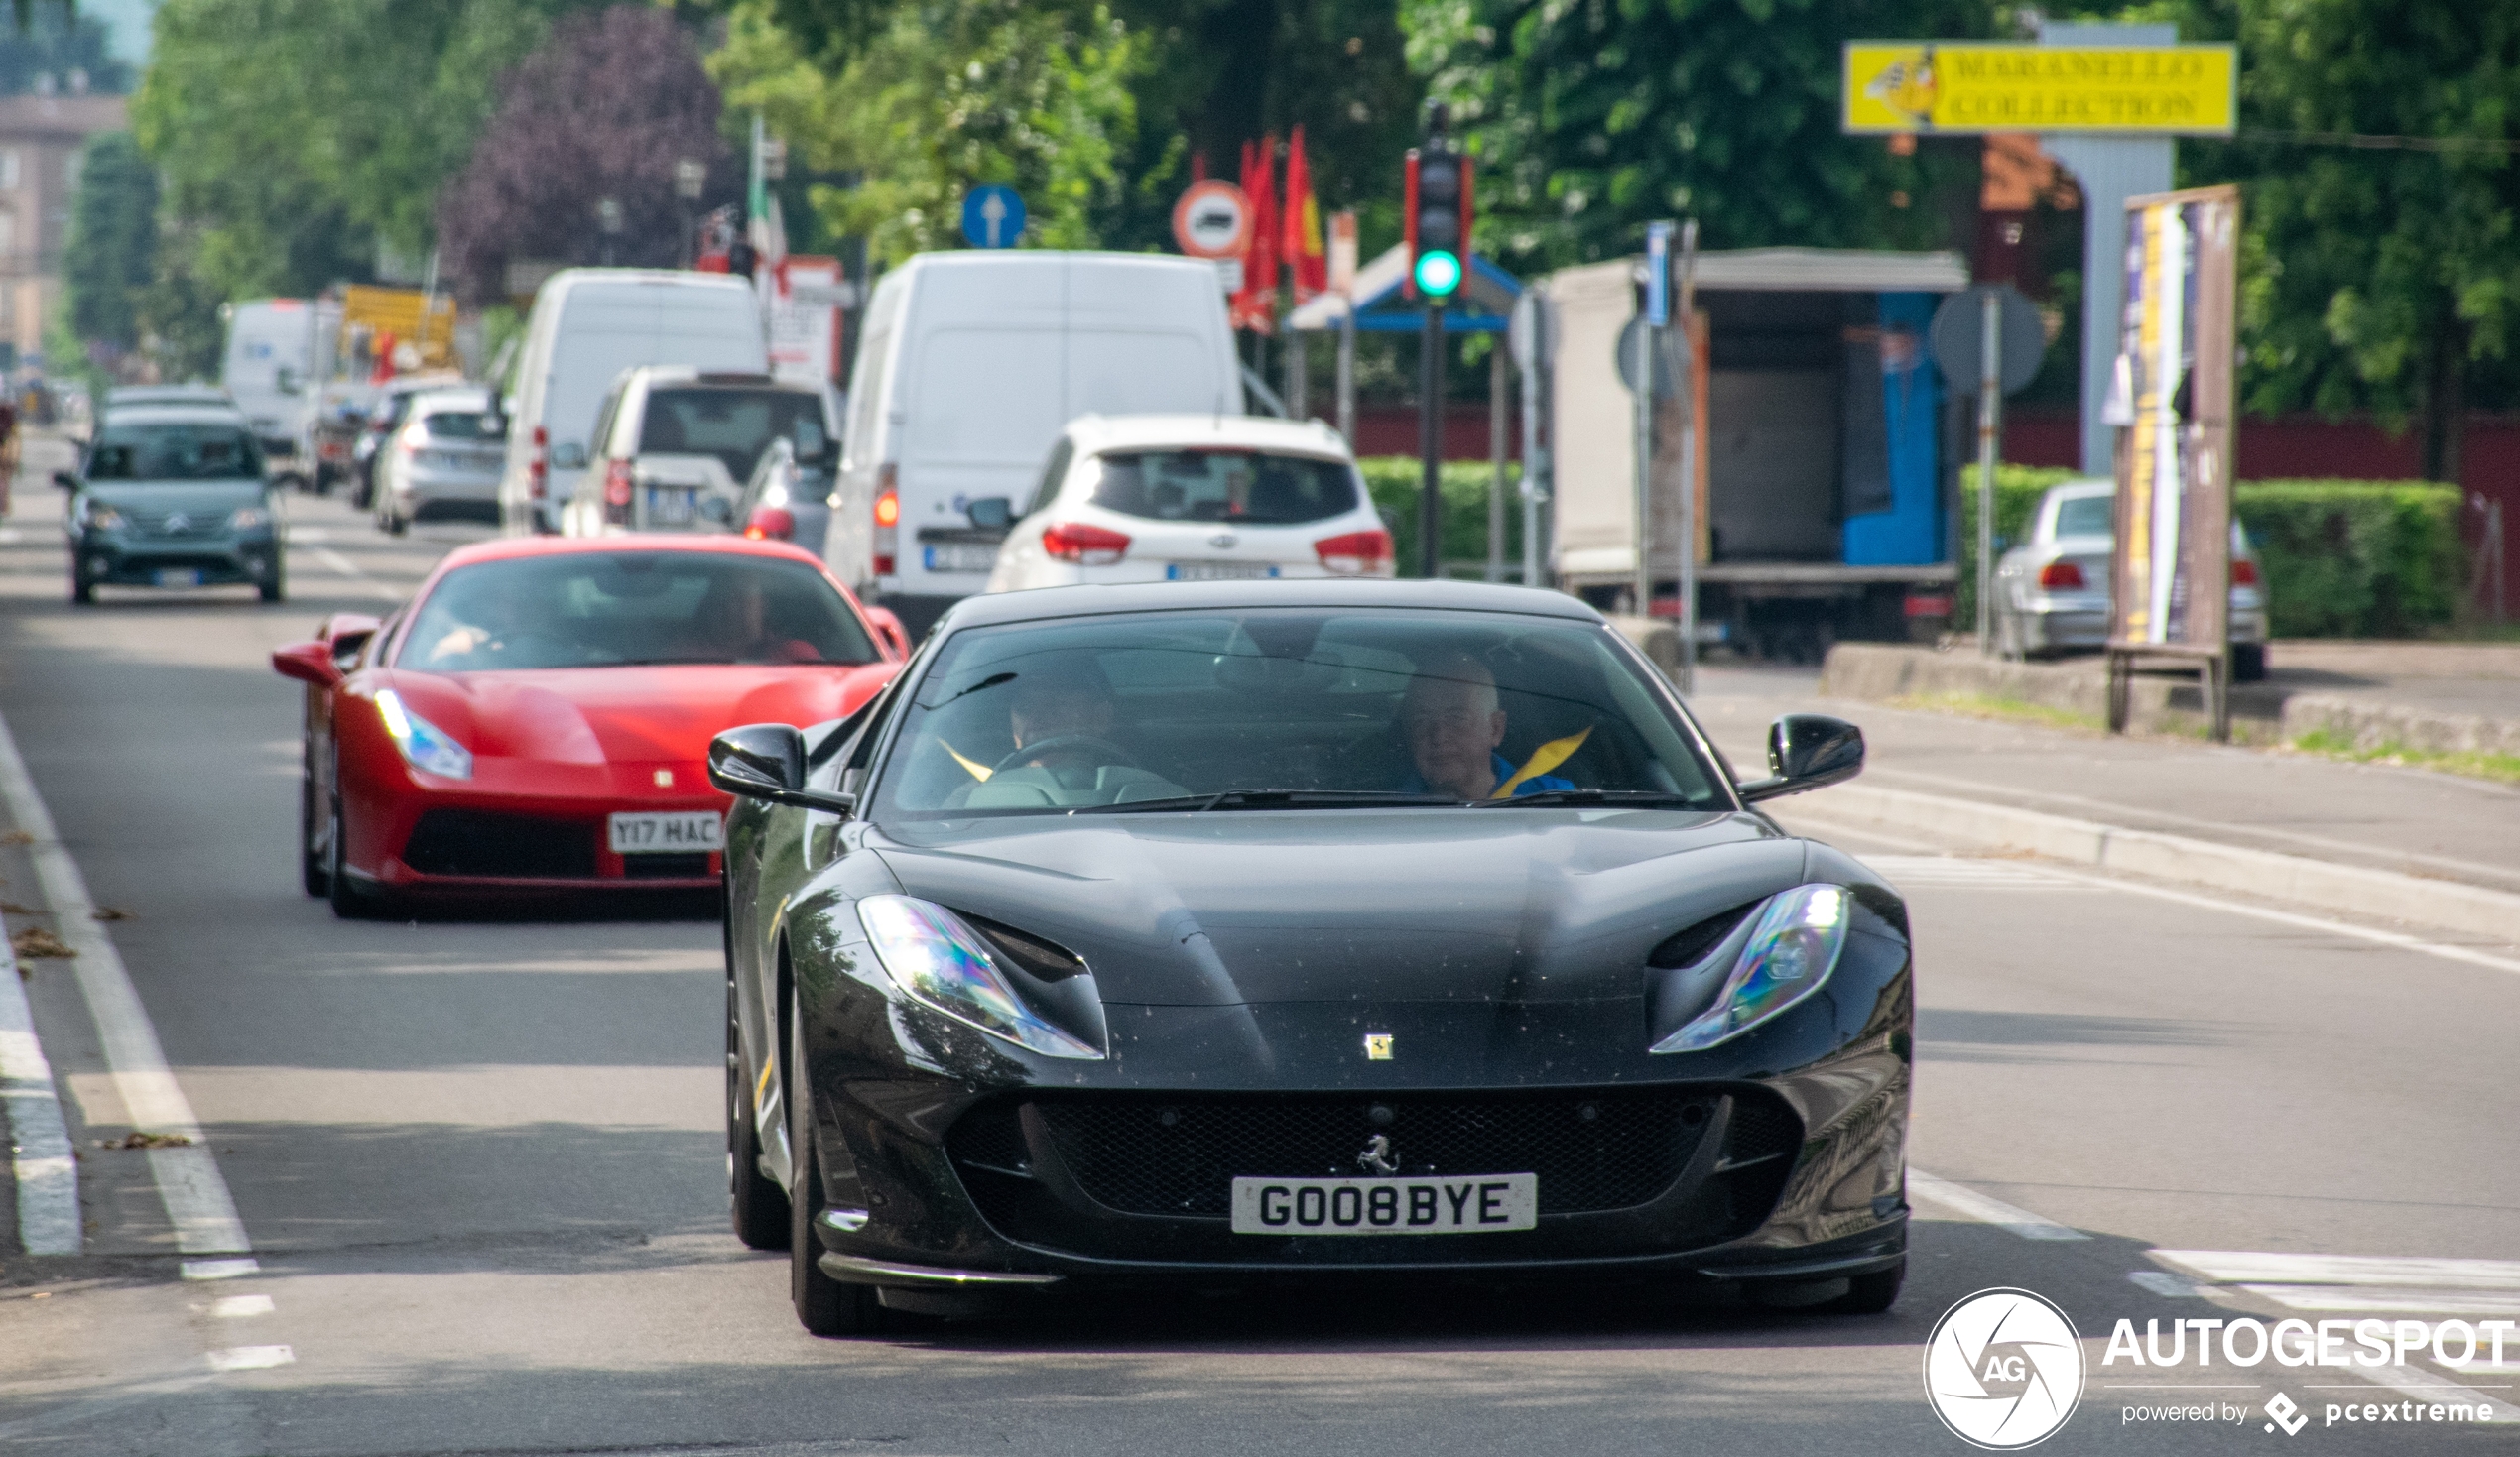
<box><xmin>602</xmin><ymin>459</ymin><xmax>634</xmax><ymax>507</ymax></box>
<box><xmin>744</xmin><ymin>505</ymin><xmax>796</xmax><ymax>541</ymax></box>
<box><xmin>528</xmin><ymin>425</ymin><xmax>549</xmax><ymax>501</ymax></box>
<box><xmin>2037</xmin><ymin>560</ymin><xmax>2086</xmax><ymax>590</ymax></box>
<box><xmin>1314</xmin><ymin>529</ymin><xmax>1393</xmax><ymax>575</ymax></box>
<box><xmin>2231</xmin><ymin>558</ymin><xmax>2259</xmax><ymax>586</ymax></box>
<box><xmin>1041</xmin><ymin>521</ymin><xmax>1131</xmax><ymax>565</ymax></box>
<box><xmin>873</xmin><ymin>468</ymin><xmax>899</xmax><ymax>576</ymax></box>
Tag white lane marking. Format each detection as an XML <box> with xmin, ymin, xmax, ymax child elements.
<box><xmin>204</xmin><ymin>1345</ymin><xmax>293</xmax><ymax>1372</ymax></box>
<box><xmin>2154</xmin><ymin>1251</ymin><xmax>2520</xmax><ymax>1291</ymax></box>
<box><xmin>0</xmin><ymin>527</ymin><xmax>22</xmax><ymax>544</ymax></box>
<box><xmin>289</xmin><ymin>527</ymin><xmax>327</xmax><ymax>543</ymax></box>
<box><xmin>0</xmin><ymin>929</ymin><xmax>78</xmax><ymax>1254</ymax></box>
<box><xmin>2352</xmin><ymin>1362</ymin><xmax>2520</xmax><ymax>1422</ymax></box>
<box><xmin>2239</xmin><ymin>1285</ymin><xmax>2520</xmax><ymax>1318</ymax></box>
<box><xmin>181</xmin><ymin>1257</ymin><xmax>259</xmax><ymax>1280</ymax></box>
<box><xmin>2127</xmin><ymin>1270</ymin><xmax>2207</xmax><ymax>1297</ymax></box>
<box><xmin>1859</xmin><ymin>854</ymin><xmax>2089</xmax><ymax>889</ymax></box>
<box><xmin>210</xmin><ymin>1294</ymin><xmax>273</xmax><ymax>1318</ymax></box>
<box><xmin>313</xmin><ymin>546</ymin><xmax>364</xmax><ymax>578</ymax></box>
<box><xmin>0</xmin><ymin>712</ymin><xmax>251</xmax><ymax>1254</ymax></box>
<box><xmin>1908</xmin><ymin>1169</ymin><xmax>2090</xmax><ymax>1240</ymax></box>
<box><xmin>1792</xmin><ymin>812</ymin><xmax>2520</xmax><ymax>976</ymax></box>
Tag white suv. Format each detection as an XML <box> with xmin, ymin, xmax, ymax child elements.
<box><xmin>983</xmin><ymin>415</ymin><xmax>1392</xmax><ymax>592</ymax></box>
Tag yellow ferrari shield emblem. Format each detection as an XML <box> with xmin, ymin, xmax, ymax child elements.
<box><xmin>1363</xmin><ymin>1033</ymin><xmax>1394</xmax><ymax>1060</ymax></box>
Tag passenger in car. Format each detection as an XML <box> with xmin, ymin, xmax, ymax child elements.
<box><xmin>1395</xmin><ymin>654</ymin><xmax>1579</xmax><ymax>800</ymax></box>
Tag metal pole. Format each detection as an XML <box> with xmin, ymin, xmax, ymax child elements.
<box><xmin>1488</xmin><ymin>343</ymin><xmax>1507</xmax><ymax>581</ymax></box>
<box><xmin>1335</xmin><ymin>306</ymin><xmax>1356</xmax><ymax>445</ymax></box>
<box><xmin>1631</xmin><ymin>313</ymin><xmax>1653</xmax><ymax>616</ymax></box>
<box><xmin>1286</xmin><ymin>319</ymin><xmax>1307</xmax><ymax>422</ymax></box>
<box><xmin>1517</xmin><ymin>294</ymin><xmax>1544</xmax><ymax>590</ymax></box>
<box><xmin>1419</xmin><ymin>304</ymin><xmax>1445</xmax><ymax>578</ymax></box>
<box><xmin>1975</xmin><ymin>288</ymin><xmax>2003</xmax><ymax>656</ymax></box>
<box><xmin>1674</xmin><ymin>218</ymin><xmax>1700</xmax><ymax>695</ymax></box>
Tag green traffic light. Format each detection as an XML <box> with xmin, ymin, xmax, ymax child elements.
<box><xmin>1415</xmin><ymin>249</ymin><xmax>1462</xmax><ymax>297</ymax></box>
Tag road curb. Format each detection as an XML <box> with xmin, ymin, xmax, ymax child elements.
<box><xmin>1800</xmin><ymin>781</ymin><xmax>2520</xmax><ymax>943</ymax></box>
<box><xmin>0</xmin><ymin>919</ymin><xmax>78</xmax><ymax>1255</ymax></box>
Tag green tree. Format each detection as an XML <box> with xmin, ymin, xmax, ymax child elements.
<box><xmin>1410</xmin><ymin>0</ymin><xmax>1995</xmax><ymax>271</ymax></box>
<box><xmin>2173</xmin><ymin>0</ymin><xmax>2520</xmax><ymax>484</ymax></box>
<box><xmin>710</xmin><ymin>0</ymin><xmax>1146</xmax><ymax>261</ymax></box>
<box><xmin>63</xmin><ymin>131</ymin><xmax>154</xmax><ymax>353</ymax></box>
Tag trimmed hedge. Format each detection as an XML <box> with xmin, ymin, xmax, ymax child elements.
<box><xmin>1957</xmin><ymin>468</ymin><xmax>2464</xmax><ymax>639</ymax></box>
<box><xmin>1358</xmin><ymin>456</ymin><xmax>1525</xmax><ymax>577</ymax></box>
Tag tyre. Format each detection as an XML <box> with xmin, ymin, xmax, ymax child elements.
<box><xmin>729</xmin><ymin>970</ymin><xmax>791</xmax><ymax>1251</ymax></box>
<box><xmin>299</xmin><ymin>764</ymin><xmax>330</xmax><ymax>898</ymax></box>
<box><xmin>326</xmin><ymin>780</ymin><xmax>391</xmax><ymax>920</ymax></box>
<box><xmin>69</xmin><ymin>574</ymin><xmax>93</xmax><ymax>605</ymax></box>
<box><xmin>259</xmin><ymin>568</ymin><xmax>286</xmax><ymax>604</ymax></box>
<box><xmin>1829</xmin><ymin>1259</ymin><xmax>1905</xmax><ymax>1315</ymax></box>
<box><xmin>387</xmin><ymin>511</ymin><xmax>409</xmax><ymax>537</ymax></box>
<box><xmin>789</xmin><ymin>987</ymin><xmax>885</xmax><ymax>1336</ymax></box>
<box><xmin>2231</xmin><ymin>643</ymin><xmax>2267</xmax><ymax>682</ymax></box>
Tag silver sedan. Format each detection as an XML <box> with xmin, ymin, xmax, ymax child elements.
<box><xmin>1994</xmin><ymin>479</ymin><xmax>2271</xmax><ymax>680</ymax></box>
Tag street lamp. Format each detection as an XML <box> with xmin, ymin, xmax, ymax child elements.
<box><xmin>596</xmin><ymin>196</ymin><xmax>624</xmax><ymax>268</ymax></box>
<box><xmin>675</xmin><ymin>159</ymin><xmax>706</xmax><ymax>268</ymax></box>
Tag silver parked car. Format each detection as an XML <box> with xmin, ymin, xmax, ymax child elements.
<box><xmin>732</xmin><ymin>418</ymin><xmax>839</xmax><ymax>557</ymax></box>
<box><xmin>1994</xmin><ymin>478</ymin><xmax>2270</xmax><ymax>681</ymax></box>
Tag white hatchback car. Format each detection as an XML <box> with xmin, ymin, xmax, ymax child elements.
<box><xmin>983</xmin><ymin>415</ymin><xmax>1392</xmax><ymax>592</ymax></box>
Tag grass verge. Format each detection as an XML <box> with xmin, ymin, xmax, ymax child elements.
<box><xmin>2284</xmin><ymin>729</ymin><xmax>2520</xmax><ymax>787</ymax></box>
<box><xmin>1886</xmin><ymin>692</ymin><xmax>2102</xmax><ymax>734</ymax></box>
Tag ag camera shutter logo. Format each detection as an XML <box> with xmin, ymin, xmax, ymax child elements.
<box><xmin>1924</xmin><ymin>1288</ymin><xmax>2086</xmax><ymax>1448</ymax></box>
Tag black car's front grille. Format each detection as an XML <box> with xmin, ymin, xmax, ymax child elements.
<box><xmin>1025</xmin><ymin>1091</ymin><xmax>1719</xmax><ymax>1217</ymax></box>
<box><xmin>622</xmin><ymin>852</ymin><xmax>711</xmax><ymax>879</ymax></box>
<box><xmin>400</xmin><ymin>809</ymin><xmax>597</xmax><ymax>879</ymax></box>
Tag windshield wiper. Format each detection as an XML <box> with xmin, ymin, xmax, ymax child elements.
<box><xmin>1075</xmin><ymin>789</ymin><xmax>1462</xmax><ymax>815</ymax></box>
<box><xmin>1473</xmin><ymin>789</ymin><xmax>1710</xmax><ymax>809</ymax></box>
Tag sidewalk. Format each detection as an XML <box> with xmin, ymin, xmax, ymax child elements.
<box><xmin>1684</xmin><ymin>660</ymin><xmax>2520</xmax><ymax>921</ymax></box>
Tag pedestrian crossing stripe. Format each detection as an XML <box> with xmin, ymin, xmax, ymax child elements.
<box><xmin>2150</xmin><ymin>1250</ymin><xmax>2520</xmax><ymax>1320</ymax></box>
<box><xmin>1857</xmin><ymin>854</ymin><xmax>2087</xmax><ymax>889</ymax></box>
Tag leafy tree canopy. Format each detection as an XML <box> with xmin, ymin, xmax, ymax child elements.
<box><xmin>63</xmin><ymin>130</ymin><xmax>152</xmax><ymax>351</ymax></box>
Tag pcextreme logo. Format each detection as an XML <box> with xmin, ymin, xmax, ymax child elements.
<box><xmin>1925</xmin><ymin>1288</ymin><xmax>2087</xmax><ymax>1449</ymax></box>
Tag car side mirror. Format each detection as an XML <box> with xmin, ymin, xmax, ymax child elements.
<box><xmin>707</xmin><ymin>723</ymin><xmax>857</xmax><ymax>815</ymax></box>
<box><xmin>967</xmin><ymin>496</ymin><xmax>1013</xmax><ymax>532</ymax></box>
<box><xmin>860</xmin><ymin>604</ymin><xmax>912</xmax><ymax>661</ymax></box>
<box><xmin>552</xmin><ymin>441</ymin><xmax>588</xmax><ymax>470</ymax></box>
<box><xmin>1737</xmin><ymin>714</ymin><xmax>1865</xmax><ymax>803</ymax></box>
<box><xmin>270</xmin><ymin>640</ymin><xmax>344</xmax><ymax>688</ymax></box>
<box><xmin>54</xmin><ymin>470</ymin><xmax>78</xmax><ymax>490</ymax></box>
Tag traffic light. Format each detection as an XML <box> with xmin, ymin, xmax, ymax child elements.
<box><xmin>1403</xmin><ymin>110</ymin><xmax>1473</xmax><ymax>302</ymax></box>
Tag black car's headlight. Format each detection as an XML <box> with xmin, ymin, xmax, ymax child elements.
<box><xmin>1652</xmin><ymin>883</ymin><xmax>1849</xmax><ymax>1053</ymax></box>
<box><xmin>856</xmin><ymin>894</ymin><xmax>1104</xmax><ymax>1059</ymax></box>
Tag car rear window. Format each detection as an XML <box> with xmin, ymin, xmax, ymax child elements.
<box><xmin>639</xmin><ymin>388</ymin><xmax>823</xmax><ymax>481</ymax></box>
<box><xmin>1088</xmin><ymin>450</ymin><xmax>1358</xmax><ymax>525</ymax></box>
<box><xmin>420</xmin><ymin>411</ymin><xmax>503</xmax><ymax>441</ymax></box>
<box><xmin>88</xmin><ymin>424</ymin><xmax>262</xmax><ymax>480</ymax></box>
<box><xmin>398</xmin><ymin>552</ymin><xmax>879</xmax><ymax>671</ymax></box>
<box><xmin>2054</xmin><ymin>496</ymin><xmax>2113</xmax><ymax>537</ymax></box>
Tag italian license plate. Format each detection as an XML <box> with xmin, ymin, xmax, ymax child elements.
<box><xmin>923</xmin><ymin>544</ymin><xmax>999</xmax><ymax>574</ymax></box>
<box><xmin>646</xmin><ymin>487</ymin><xmax>698</xmax><ymax>526</ymax></box>
<box><xmin>607</xmin><ymin>810</ymin><xmax>721</xmax><ymax>854</ymax></box>
<box><xmin>1229</xmin><ymin>1173</ymin><xmax>1538</xmax><ymax>1235</ymax></box>
<box><xmin>154</xmin><ymin>567</ymin><xmax>202</xmax><ymax>588</ymax></box>
<box><xmin>1167</xmin><ymin>561</ymin><xmax>1280</xmax><ymax>581</ymax></box>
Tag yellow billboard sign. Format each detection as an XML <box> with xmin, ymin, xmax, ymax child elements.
<box><xmin>1843</xmin><ymin>43</ymin><xmax>2235</xmax><ymax>135</ymax></box>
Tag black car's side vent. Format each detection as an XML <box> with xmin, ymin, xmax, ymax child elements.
<box><xmin>961</xmin><ymin>912</ymin><xmax>1088</xmax><ymax>982</ymax></box>
<box><xmin>1647</xmin><ymin>902</ymin><xmax>1760</xmax><ymax>969</ymax></box>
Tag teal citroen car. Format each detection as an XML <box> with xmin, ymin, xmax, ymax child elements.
<box><xmin>64</xmin><ymin>405</ymin><xmax>287</xmax><ymax>604</ymax></box>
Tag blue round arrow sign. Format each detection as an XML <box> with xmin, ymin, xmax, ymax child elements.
<box><xmin>960</xmin><ymin>185</ymin><xmax>1027</xmax><ymax>250</ymax></box>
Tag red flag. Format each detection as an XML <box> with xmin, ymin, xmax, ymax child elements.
<box><xmin>1233</xmin><ymin>136</ymin><xmax>1280</xmax><ymax>333</ymax></box>
<box><xmin>1283</xmin><ymin>126</ymin><xmax>1326</xmax><ymax>301</ymax></box>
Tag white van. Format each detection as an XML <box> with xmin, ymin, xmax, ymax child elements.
<box><xmin>829</xmin><ymin>252</ymin><xmax>1241</xmax><ymax>635</ymax></box>
<box><xmin>496</xmin><ymin>270</ymin><xmax>769</xmax><ymax>534</ymax></box>
<box><xmin>220</xmin><ymin>299</ymin><xmax>317</xmax><ymax>481</ymax></box>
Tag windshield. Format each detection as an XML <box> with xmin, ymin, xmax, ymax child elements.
<box><xmin>867</xmin><ymin>608</ymin><xmax>1729</xmax><ymax>819</ymax></box>
<box><xmin>1089</xmin><ymin>450</ymin><xmax>1359</xmax><ymax>525</ymax></box>
<box><xmin>397</xmin><ymin>552</ymin><xmax>880</xmax><ymax>671</ymax></box>
<box><xmin>87</xmin><ymin>424</ymin><xmax>263</xmax><ymax>481</ymax></box>
<box><xmin>640</xmin><ymin>388</ymin><xmax>823</xmax><ymax>481</ymax></box>
<box><xmin>2054</xmin><ymin>495</ymin><xmax>2113</xmax><ymax>538</ymax></box>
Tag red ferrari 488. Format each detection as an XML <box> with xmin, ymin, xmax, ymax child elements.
<box><xmin>273</xmin><ymin>536</ymin><xmax>908</xmax><ymax>916</ymax></box>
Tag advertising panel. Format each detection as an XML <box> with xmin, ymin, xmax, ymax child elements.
<box><xmin>1842</xmin><ymin>43</ymin><xmax>2235</xmax><ymax>135</ymax></box>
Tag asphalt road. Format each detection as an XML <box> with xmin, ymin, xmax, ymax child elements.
<box><xmin>2</xmin><ymin>469</ymin><xmax>2514</xmax><ymax>1456</ymax></box>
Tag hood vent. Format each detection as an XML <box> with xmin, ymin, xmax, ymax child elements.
<box><xmin>960</xmin><ymin>911</ymin><xmax>1089</xmax><ymax>982</ymax></box>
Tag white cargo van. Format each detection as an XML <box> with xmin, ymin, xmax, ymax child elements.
<box><xmin>496</xmin><ymin>270</ymin><xmax>769</xmax><ymax>534</ymax></box>
<box><xmin>829</xmin><ymin>252</ymin><xmax>1240</xmax><ymax>635</ymax></box>
<box><xmin>220</xmin><ymin>299</ymin><xmax>318</xmax><ymax>483</ymax></box>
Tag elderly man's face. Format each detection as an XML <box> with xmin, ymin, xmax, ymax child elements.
<box><xmin>1405</xmin><ymin>675</ymin><xmax>1506</xmax><ymax>799</ymax></box>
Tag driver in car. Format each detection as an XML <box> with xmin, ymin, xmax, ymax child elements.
<box><xmin>1003</xmin><ymin>654</ymin><xmax>1122</xmax><ymax>771</ymax></box>
<box><xmin>1397</xmin><ymin>654</ymin><xmax>1580</xmax><ymax>800</ymax></box>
